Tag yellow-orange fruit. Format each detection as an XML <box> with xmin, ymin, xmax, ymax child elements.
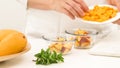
<box><xmin>0</xmin><ymin>30</ymin><xmax>18</xmax><ymax>41</ymax></box>
<box><xmin>0</xmin><ymin>30</ymin><xmax>27</xmax><ymax>56</ymax></box>
<box><xmin>82</xmin><ymin>5</ymin><xmax>118</xmax><ymax>22</ymax></box>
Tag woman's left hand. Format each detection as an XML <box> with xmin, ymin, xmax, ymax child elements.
<box><xmin>113</xmin><ymin>19</ymin><xmax>120</xmax><ymax>25</ymax></box>
<box><xmin>107</xmin><ymin>0</ymin><xmax>120</xmax><ymax>11</ymax></box>
<box><xmin>107</xmin><ymin>0</ymin><xmax>120</xmax><ymax>25</ymax></box>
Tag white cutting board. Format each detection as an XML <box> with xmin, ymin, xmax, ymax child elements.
<box><xmin>89</xmin><ymin>29</ymin><xmax>120</xmax><ymax>57</ymax></box>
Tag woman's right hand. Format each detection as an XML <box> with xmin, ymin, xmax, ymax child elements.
<box><xmin>51</xmin><ymin>0</ymin><xmax>89</xmax><ymax>19</ymax></box>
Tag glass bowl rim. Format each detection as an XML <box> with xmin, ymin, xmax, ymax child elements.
<box><xmin>65</xmin><ymin>29</ymin><xmax>99</xmax><ymax>36</ymax></box>
<box><xmin>42</xmin><ymin>35</ymin><xmax>75</xmax><ymax>42</ymax></box>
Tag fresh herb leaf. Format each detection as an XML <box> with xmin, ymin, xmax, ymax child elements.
<box><xmin>34</xmin><ymin>48</ymin><xmax>64</xmax><ymax>65</ymax></box>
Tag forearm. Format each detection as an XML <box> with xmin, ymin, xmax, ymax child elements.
<box><xmin>28</xmin><ymin>0</ymin><xmax>54</xmax><ymax>10</ymax></box>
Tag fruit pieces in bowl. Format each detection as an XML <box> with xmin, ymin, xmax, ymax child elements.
<box><xmin>74</xmin><ymin>29</ymin><xmax>92</xmax><ymax>49</ymax></box>
<box><xmin>66</xmin><ymin>29</ymin><xmax>97</xmax><ymax>49</ymax></box>
<box><xmin>42</xmin><ymin>34</ymin><xmax>73</xmax><ymax>55</ymax></box>
<box><xmin>78</xmin><ymin>5</ymin><xmax>120</xmax><ymax>24</ymax></box>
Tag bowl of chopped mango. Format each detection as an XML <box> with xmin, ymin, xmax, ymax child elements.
<box><xmin>77</xmin><ymin>4</ymin><xmax>120</xmax><ymax>24</ymax></box>
<box><xmin>42</xmin><ymin>33</ymin><xmax>74</xmax><ymax>55</ymax></box>
<box><xmin>65</xmin><ymin>28</ymin><xmax>98</xmax><ymax>49</ymax></box>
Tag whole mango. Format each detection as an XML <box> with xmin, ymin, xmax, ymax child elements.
<box><xmin>0</xmin><ymin>30</ymin><xmax>27</xmax><ymax>56</ymax></box>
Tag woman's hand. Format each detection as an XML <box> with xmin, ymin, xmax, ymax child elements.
<box><xmin>107</xmin><ymin>0</ymin><xmax>120</xmax><ymax>25</ymax></box>
<box><xmin>107</xmin><ymin>0</ymin><xmax>120</xmax><ymax>11</ymax></box>
<box><xmin>51</xmin><ymin>0</ymin><xmax>89</xmax><ymax>19</ymax></box>
<box><xmin>28</xmin><ymin>0</ymin><xmax>89</xmax><ymax>19</ymax></box>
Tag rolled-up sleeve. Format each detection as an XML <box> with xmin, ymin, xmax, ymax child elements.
<box><xmin>17</xmin><ymin>0</ymin><xmax>28</xmax><ymax>9</ymax></box>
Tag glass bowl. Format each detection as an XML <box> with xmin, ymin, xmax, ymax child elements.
<box><xmin>65</xmin><ymin>28</ymin><xmax>98</xmax><ymax>49</ymax></box>
<box><xmin>42</xmin><ymin>33</ymin><xmax>74</xmax><ymax>55</ymax></box>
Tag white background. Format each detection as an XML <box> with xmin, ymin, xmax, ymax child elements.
<box><xmin>0</xmin><ymin>0</ymin><xmax>26</xmax><ymax>32</ymax></box>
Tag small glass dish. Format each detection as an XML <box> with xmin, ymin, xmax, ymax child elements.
<box><xmin>65</xmin><ymin>28</ymin><xmax>98</xmax><ymax>49</ymax></box>
<box><xmin>42</xmin><ymin>33</ymin><xmax>74</xmax><ymax>55</ymax></box>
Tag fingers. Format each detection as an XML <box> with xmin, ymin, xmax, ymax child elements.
<box><xmin>74</xmin><ymin>0</ymin><xmax>89</xmax><ymax>12</ymax></box>
<box><xmin>106</xmin><ymin>0</ymin><xmax>112</xmax><ymax>4</ymax></box>
<box><xmin>62</xmin><ymin>0</ymin><xmax>88</xmax><ymax>19</ymax></box>
<box><xmin>107</xmin><ymin>0</ymin><xmax>115</xmax><ymax>5</ymax></box>
<box><xmin>113</xmin><ymin>19</ymin><xmax>120</xmax><ymax>25</ymax></box>
<box><xmin>60</xmin><ymin>8</ymin><xmax>75</xmax><ymax>19</ymax></box>
<box><xmin>107</xmin><ymin>0</ymin><xmax>120</xmax><ymax>11</ymax></box>
<box><xmin>114</xmin><ymin>0</ymin><xmax>120</xmax><ymax>11</ymax></box>
<box><xmin>65</xmin><ymin>0</ymin><xmax>85</xmax><ymax>17</ymax></box>
<box><xmin>52</xmin><ymin>0</ymin><xmax>89</xmax><ymax>19</ymax></box>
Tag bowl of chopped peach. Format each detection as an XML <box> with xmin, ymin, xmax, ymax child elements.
<box><xmin>77</xmin><ymin>4</ymin><xmax>120</xmax><ymax>24</ymax></box>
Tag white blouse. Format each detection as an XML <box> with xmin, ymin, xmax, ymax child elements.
<box><xmin>17</xmin><ymin>0</ymin><xmax>117</xmax><ymax>37</ymax></box>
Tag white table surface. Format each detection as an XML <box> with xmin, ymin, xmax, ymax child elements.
<box><xmin>0</xmin><ymin>35</ymin><xmax>120</xmax><ymax>68</ymax></box>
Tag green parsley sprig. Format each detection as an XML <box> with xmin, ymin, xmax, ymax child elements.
<box><xmin>34</xmin><ymin>48</ymin><xmax>64</xmax><ymax>65</ymax></box>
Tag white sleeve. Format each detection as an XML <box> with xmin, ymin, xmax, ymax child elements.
<box><xmin>17</xmin><ymin>0</ymin><xmax>28</xmax><ymax>9</ymax></box>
